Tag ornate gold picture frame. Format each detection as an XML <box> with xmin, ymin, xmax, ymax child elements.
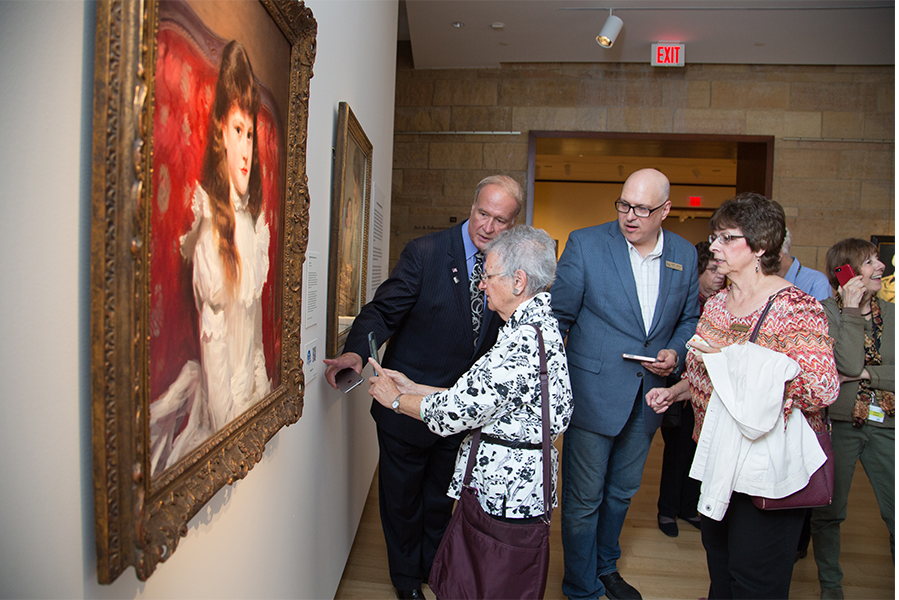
<box><xmin>327</xmin><ymin>102</ymin><xmax>372</xmax><ymax>357</ymax></box>
<box><xmin>90</xmin><ymin>0</ymin><xmax>315</xmax><ymax>583</ymax></box>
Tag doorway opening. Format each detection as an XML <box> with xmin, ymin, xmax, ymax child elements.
<box><xmin>526</xmin><ymin>132</ymin><xmax>773</xmax><ymax>256</ymax></box>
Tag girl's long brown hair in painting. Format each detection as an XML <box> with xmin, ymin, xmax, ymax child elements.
<box><xmin>201</xmin><ymin>40</ymin><xmax>263</xmax><ymax>294</ymax></box>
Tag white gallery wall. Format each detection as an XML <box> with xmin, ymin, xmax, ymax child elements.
<box><xmin>0</xmin><ymin>0</ymin><xmax>395</xmax><ymax>597</ymax></box>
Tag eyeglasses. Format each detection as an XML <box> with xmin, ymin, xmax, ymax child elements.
<box><xmin>479</xmin><ymin>272</ymin><xmax>505</xmax><ymax>283</ymax></box>
<box><xmin>709</xmin><ymin>233</ymin><xmax>746</xmax><ymax>245</ymax></box>
<box><xmin>614</xmin><ymin>199</ymin><xmax>667</xmax><ymax>218</ymax></box>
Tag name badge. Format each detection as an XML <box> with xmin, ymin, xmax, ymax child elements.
<box><xmin>666</xmin><ymin>260</ymin><xmax>683</xmax><ymax>271</ymax></box>
<box><xmin>730</xmin><ymin>323</ymin><xmax>750</xmax><ymax>333</ymax></box>
<box><xmin>868</xmin><ymin>403</ymin><xmax>886</xmax><ymax>423</ymax></box>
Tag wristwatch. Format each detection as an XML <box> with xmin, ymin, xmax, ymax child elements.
<box><xmin>392</xmin><ymin>393</ymin><xmax>402</xmax><ymax>414</ymax></box>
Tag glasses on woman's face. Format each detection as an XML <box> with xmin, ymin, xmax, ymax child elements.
<box><xmin>709</xmin><ymin>233</ymin><xmax>746</xmax><ymax>245</ymax></box>
<box><xmin>479</xmin><ymin>272</ymin><xmax>505</xmax><ymax>283</ymax></box>
<box><xmin>614</xmin><ymin>199</ymin><xmax>666</xmax><ymax>219</ymax></box>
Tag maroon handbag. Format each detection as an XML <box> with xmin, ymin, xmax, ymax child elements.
<box><xmin>751</xmin><ymin>425</ymin><xmax>834</xmax><ymax>510</ymax></box>
<box><xmin>747</xmin><ymin>290</ymin><xmax>835</xmax><ymax>510</ymax></box>
<box><xmin>428</xmin><ymin>325</ymin><xmax>552</xmax><ymax>600</ymax></box>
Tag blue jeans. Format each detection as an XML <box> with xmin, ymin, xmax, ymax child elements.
<box><xmin>561</xmin><ymin>392</ymin><xmax>654</xmax><ymax>599</ymax></box>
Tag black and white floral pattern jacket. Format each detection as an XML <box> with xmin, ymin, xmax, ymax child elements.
<box><xmin>421</xmin><ymin>292</ymin><xmax>573</xmax><ymax>518</ymax></box>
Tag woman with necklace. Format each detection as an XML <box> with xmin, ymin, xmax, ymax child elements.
<box><xmin>645</xmin><ymin>192</ymin><xmax>839</xmax><ymax>599</ymax></box>
<box><xmin>810</xmin><ymin>238</ymin><xmax>894</xmax><ymax>600</ymax></box>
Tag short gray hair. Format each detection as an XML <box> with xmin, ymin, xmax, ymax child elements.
<box><xmin>474</xmin><ymin>175</ymin><xmax>524</xmax><ymax>216</ymax></box>
<box><xmin>483</xmin><ymin>226</ymin><xmax>557</xmax><ymax>296</ymax></box>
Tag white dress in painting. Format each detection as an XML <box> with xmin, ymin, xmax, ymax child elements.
<box><xmin>149</xmin><ymin>184</ymin><xmax>270</xmax><ymax>475</ymax></box>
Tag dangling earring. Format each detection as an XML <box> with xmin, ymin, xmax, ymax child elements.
<box><xmin>756</xmin><ymin>256</ymin><xmax>760</xmax><ymax>273</ymax></box>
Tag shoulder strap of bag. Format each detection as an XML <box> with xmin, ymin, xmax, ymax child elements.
<box><xmin>749</xmin><ymin>287</ymin><xmax>830</xmax><ymax>429</ymax></box>
<box><xmin>462</xmin><ymin>323</ymin><xmax>552</xmax><ymax>523</ymax></box>
<box><xmin>748</xmin><ymin>287</ymin><xmax>791</xmax><ymax>343</ymax></box>
<box><xmin>534</xmin><ymin>324</ymin><xmax>552</xmax><ymax>523</ymax></box>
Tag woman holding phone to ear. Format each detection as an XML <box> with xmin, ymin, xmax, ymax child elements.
<box><xmin>811</xmin><ymin>239</ymin><xmax>894</xmax><ymax>600</ymax></box>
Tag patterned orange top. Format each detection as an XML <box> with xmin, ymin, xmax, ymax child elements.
<box><xmin>686</xmin><ymin>286</ymin><xmax>839</xmax><ymax>442</ymax></box>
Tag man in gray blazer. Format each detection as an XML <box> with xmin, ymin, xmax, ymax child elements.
<box><xmin>552</xmin><ymin>168</ymin><xmax>699</xmax><ymax>600</ymax></box>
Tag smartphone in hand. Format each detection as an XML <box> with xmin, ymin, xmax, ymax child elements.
<box><xmin>368</xmin><ymin>332</ymin><xmax>379</xmax><ymax>361</ymax></box>
<box><xmin>622</xmin><ymin>353</ymin><xmax>658</xmax><ymax>363</ymax></box>
<box><xmin>834</xmin><ymin>264</ymin><xmax>856</xmax><ymax>287</ymax></box>
<box><xmin>368</xmin><ymin>332</ymin><xmax>379</xmax><ymax>376</ymax></box>
<box><xmin>335</xmin><ymin>368</ymin><xmax>364</xmax><ymax>393</ymax></box>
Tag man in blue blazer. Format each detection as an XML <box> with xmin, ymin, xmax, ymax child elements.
<box><xmin>324</xmin><ymin>176</ymin><xmax>522</xmax><ymax>600</ymax></box>
<box><xmin>552</xmin><ymin>168</ymin><xmax>699</xmax><ymax>600</ymax></box>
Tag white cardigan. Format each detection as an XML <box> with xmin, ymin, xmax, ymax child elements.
<box><xmin>689</xmin><ymin>343</ymin><xmax>826</xmax><ymax>521</ymax></box>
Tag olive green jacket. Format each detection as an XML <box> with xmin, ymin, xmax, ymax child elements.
<box><xmin>821</xmin><ymin>297</ymin><xmax>895</xmax><ymax>429</ymax></box>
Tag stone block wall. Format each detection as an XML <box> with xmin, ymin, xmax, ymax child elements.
<box><xmin>391</xmin><ymin>43</ymin><xmax>894</xmax><ymax>273</ymax></box>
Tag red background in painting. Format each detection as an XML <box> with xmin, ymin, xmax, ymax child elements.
<box><xmin>149</xmin><ymin>23</ymin><xmax>284</xmax><ymax>402</ymax></box>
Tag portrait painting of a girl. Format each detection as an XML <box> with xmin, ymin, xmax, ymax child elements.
<box><xmin>148</xmin><ymin>1</ymin><xmax>286</xmax><ymax>476</ymax></box>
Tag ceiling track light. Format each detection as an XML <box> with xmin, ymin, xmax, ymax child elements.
<box><xmin>596</xmin><ymin>9</ymin><xmax>623</xmax><ymax>48</ymax></box>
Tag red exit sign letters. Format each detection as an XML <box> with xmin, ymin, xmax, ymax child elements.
<box><xmin>651</xmin><ymin>43</ymin><xmax>685</xmax><ymax>67</ymax></box>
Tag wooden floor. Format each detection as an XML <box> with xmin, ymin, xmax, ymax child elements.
<box><xmin>335</xmin><ymin>434</ymin><xmax>894</xmax><ymax>599</ymax></box>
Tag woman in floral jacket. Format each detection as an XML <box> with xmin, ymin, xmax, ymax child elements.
<box><xmin>368</xmin><ymin>225</ymin><xmax>573</xmax><ymax>520</ymax></box>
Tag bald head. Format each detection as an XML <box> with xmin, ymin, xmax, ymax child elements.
<box><xmin>622</xmin><ymin>168</ymin><xmax>670</xmax><ymax>204</ymax></box>
<box><xmin>617</xmin><ymin>168</ymin><xmax>672</xmax><ymax>257</ymax></box>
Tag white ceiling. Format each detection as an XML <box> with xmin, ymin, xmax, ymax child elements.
<box><xmin>401</xmin><ymin>0</ymin><xmax>895</xmax><ymax>69</ymax></box>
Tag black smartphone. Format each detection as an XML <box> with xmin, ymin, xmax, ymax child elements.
<box><xmin>368</xmin><ymin>332</ymin><xmax>379</xmax><ymax>374</ymax></box>
<box><xmin>834</xmin><ymin>264</ymin><xmax>856</xmax><ymax>287</ymax></box>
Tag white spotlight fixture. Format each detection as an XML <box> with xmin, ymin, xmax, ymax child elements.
<box><xmin>596</xmin><ymin>9</ymin><xmax>623</xmax><ymax>48</ymax></box>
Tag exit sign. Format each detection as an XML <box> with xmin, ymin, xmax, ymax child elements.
<box><xmin>652</xmin><ymin>43</ymin><xmax>685</xmax><ymax>67</ymax></box>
